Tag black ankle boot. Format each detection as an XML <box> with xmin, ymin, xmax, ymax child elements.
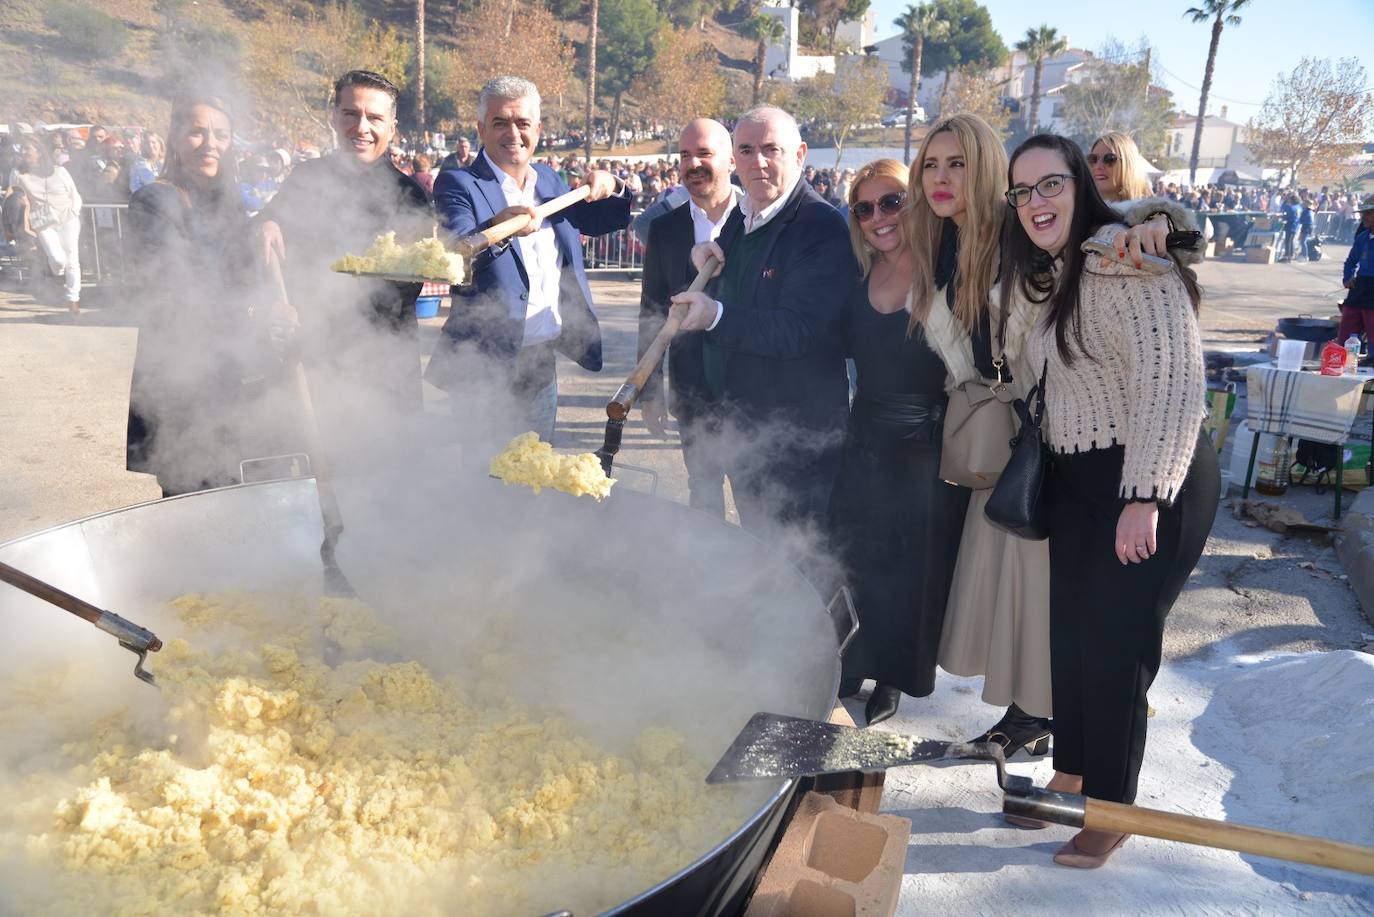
<box><xmin>970</xmin><ymin>703</ymin><xmax>1052</xmax><ymax>757</ymax></box>
<box><xmin>838</xmin><ymin>677</ymin><xmax>863</xmax><ymax>699</ymax></box>
<box><xmin>864</xmin><ymin>684</ymin><xmax>902</xmax><ymax>726</ymax></box>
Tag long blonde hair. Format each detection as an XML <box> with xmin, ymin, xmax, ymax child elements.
<box><xmin>1091</xmin><ymin>131</ymin><xmax>1152</xmax><ymax>202</ymax></box>
<box><xmin>905</xmin><ymin>114</ymin><xmax>1007</xmax><ymax>335</ymax></box>
<box><xmin>846</xmin><ymin>158</ymin><xmax>908</xmax><ymax>278</ymax></box>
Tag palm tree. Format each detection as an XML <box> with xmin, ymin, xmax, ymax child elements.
<box><xmin>415</xmin><ymin>0</ymin><xmax>425</xmax><ymax>137</ymax></box>
<box><xmin>894</xmin><ymin>3</ymin><xmax>947</xmax><ymax>162</ymax></box>
<box><xmin>739</xmin><ymin>14</ymin><xmax>787</xmax><ymax>105</ymax></box>
<box><xmin>585</xmin><ymin>0</ymin><xmax>599</xmax><ymax>163</ymax></box>
<box><xmin>1184</xmin><ymin>0</ymin><xmax>1249</xmax><ymax>184</ymax></box>
<box><xmin>1015</xmin><ymin>25</ymin><xmax>1067</xmax><ymax>134</ymax></box>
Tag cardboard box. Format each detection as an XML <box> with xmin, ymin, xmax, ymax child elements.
<box><xmin>1204</xmin><ymin>240</ymin><xmax>1217</xmax><ymax>258</ymax></box>
<box><xmin>1246</xmin><ymin>245</ymin><xmax>1276</xmax><ymax>264</ymax></box>
<box><xmin>1248</xmin><ymin>231</ymin><xmax>1279</xmax><ymax>249</ymax></box>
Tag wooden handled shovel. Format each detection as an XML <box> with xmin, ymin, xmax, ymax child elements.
<box><xmin>264</xmin><ymin>255</ymin><xmax>356</xmax><ymax>600</ymax></box>
<box><xmin>454</xmin><ymin>185</ymin><xmax>592</xmax><ymax>258</ymax></box>
<box><xmin>0</xmin><ymin>560</ymin><xmax>162</xmax><ymax>686</ymax></box>
<box><xmin>1004</xmin><ymin>786</ymin><xmax>1374</xmax><ymax>877</ymax></box>
<box><xmin>595</xmin><ymin>256</ymin><xmax>720</xmax><ymax>475</ymax></box>
<box><xmin>608</xmin><ymin>255</ymin><xmax>721</xmax><ymax>422</ymax></box>
<box><xmin>709</xmin><ymin>713</ymin><xmax>1374</xmax><ymax>878</ymax></box>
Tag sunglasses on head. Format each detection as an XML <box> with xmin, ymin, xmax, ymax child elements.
<box><xmin>1086</xmin><ymin>152</ymin><xmax>1118</xmax><ymax>166</ymax></box>
<box><xmin>852</xmin><ymin>191</ymin><xmax>905</xmax><ymax>222</ymax></box>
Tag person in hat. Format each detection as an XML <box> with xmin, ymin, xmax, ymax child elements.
<box><xmin>1339</xmin><ymin>195</ymin><xmax>1374</xmax><ymax>344</ymax></box>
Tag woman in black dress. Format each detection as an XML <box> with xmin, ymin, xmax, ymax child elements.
<box><xmin>126</xmin><ymin>97</ymin><xmax>287</xmax><ymax>497</ymax></box>
<box><xmin>830</xmin><ymin>159</ymin><xmax>970</xmax><ymax>725</ymax></box>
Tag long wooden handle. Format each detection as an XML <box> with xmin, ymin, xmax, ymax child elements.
<box><xmin>455</xmin><ymin>185</ymin><xmax>592</xmax><ymax>257</ymax></box>
<box><xmin>606</xmin><ymin>255</ymin><xmax>720</xmax><ymax>421</ymax></box>
<box><xmin>0</xmin><ymin>560</ymin><xmax>102</xmax><ymax>625</ymax></box>
<box><xmin>265</xmin><ymin>254</ymin><xmax>344</xmax><ymax>543</ymax></box>
<box><xmin>1085</xmin><ymin>797</ymin><xmax>1374</xmax><ymax>876</ymax></box>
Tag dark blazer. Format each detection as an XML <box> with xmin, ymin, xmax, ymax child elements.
<box><xmin>707</xmin><ymin>179</ymin><xmax>857</xmax><ymax>434</ymax></box>
<box><xmin>638</xmin><ymin>200</ymin><xmax>713</xmax><ymax>411</ymax></box>
<box><xmin>429</xmin><ymin>152</ymin><xmax>630</xmax><ymax>379</ymax></box>
<box><xmin>260</xmin><ymin>154</ymin><xmax>431</xmax><ymax>331</ymax></box>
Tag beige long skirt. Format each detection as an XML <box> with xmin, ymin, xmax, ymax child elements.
<box><xmin>937</xmin><ymin>488</ymin><xmax>1053</xmax><ymax>718</ymax></box>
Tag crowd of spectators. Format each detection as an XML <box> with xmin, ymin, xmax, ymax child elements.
<box><xmin>2</xmin><ymin>118</ymin><xmax>1369</xmax><ymax>295</ymax></box>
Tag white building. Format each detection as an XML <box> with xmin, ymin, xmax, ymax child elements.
<box><xmin>869</xmin><ymin>38</ymin><xmax>1110</xmax><ymax>131</ymax></box>
<box><xmin>1165</xmin><ymin>109</ymin><xmax>1255</xmax><ymax>169</ymax></box>
<box><xmin>759</xmin><ymin>0</ymin><xmax>874</xmax><ymax>83</ymax></box>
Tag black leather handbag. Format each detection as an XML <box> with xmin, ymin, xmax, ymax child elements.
<box><xmin>984</xmin><ymin>361</ymin><xmax>1051</xmax><ymax>540</ymax></box>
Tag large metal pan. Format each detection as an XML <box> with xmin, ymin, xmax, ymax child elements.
<box><xmin>0</xmin><ymin>477</ymin><xmax>849</xmax><ymax>916</ymax></box>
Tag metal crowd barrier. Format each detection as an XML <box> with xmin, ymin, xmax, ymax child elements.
<box><xmin>581</xmin><ymin>216</ymin><xmax>644</xmax><ymax>275</ymax></box>
<box><xmin>80</xmin><ymin>202</ymin><xmax>129</xmax><ymax>286</ymax></box>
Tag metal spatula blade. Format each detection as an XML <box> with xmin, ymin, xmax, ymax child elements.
<box><xmin>706</xmin><ymin>712</ymin><xmax>956</xmax><ymax>784</ymax></box>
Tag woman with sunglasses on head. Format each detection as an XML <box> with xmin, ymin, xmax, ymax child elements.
<box><xmin>829</xmin><ymin>159</ymin><xmax>971</xmax><ymax>725</ymax></box>
<box><xmin>1004</xmin><ymin>134</ymin><xmax>1219</xmax><ymax>868</ymax></box>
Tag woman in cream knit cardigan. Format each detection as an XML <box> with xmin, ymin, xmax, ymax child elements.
<box><xmin>907</xmin><ymin>115</ymin><xmax>1201</xmax><ymax>776</ymax></box>
<box><xmin>1003</xmin><ymin>133</ymin><xmax>1219</xmax><ymax>869</ymax></box>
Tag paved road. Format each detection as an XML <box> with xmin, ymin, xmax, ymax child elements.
<box><xmin>1</xmin><ymin>253</ymin><xmax>1367</xmax><ymax>663</ymax></box>
<box><xmin>2</xmin><ymin>253</ymin><xmax>1370</xmax><ymax>911</ymax></box>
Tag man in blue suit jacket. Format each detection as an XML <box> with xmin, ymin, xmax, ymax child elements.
<box><xmin>671</xmin><ymin>106</ymin><xmax>858</xmax><ymax>538</ymax></box>
<box><xmin>428</xmin><ymin>76</ymin><xmax>631</xmax><ymax>442</ymax></box>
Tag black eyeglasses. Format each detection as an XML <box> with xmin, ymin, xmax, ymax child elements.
<box><xmin>1085</xmin><ymin>152</ymin><xmax>1118</xmax><ymax>166</ymax></box>
<box><xmin>1005</xmin><ymin>174</ymin><xmax>1073</xmax><ymax>208</ymax></box>
<box><xmin>852</xmin><ymin>191</ymin><xmax>906</xmax><ymax>222</ymax></box>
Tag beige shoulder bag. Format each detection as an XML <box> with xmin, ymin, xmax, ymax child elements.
<box><xmin>939</xmin><ymin>351</ymin><xmax>1016</xmax><ymax>490</ymax></box>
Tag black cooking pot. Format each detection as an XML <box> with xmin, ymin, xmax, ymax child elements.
<box><xmin>1277</xmin><ymin>315</ymin><xmax>1338</xmax><ymax>344</ymax></box>
<box><xmin>0</xmin><ymin>478</ymin><xmax>849</xmax><ymax>917</ymax></box>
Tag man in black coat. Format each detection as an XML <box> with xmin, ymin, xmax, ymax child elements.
<box><xmin>637</xmin><ymin>118</ymin><xmax>740</xmax><ymax>516</ymax></box>
<box><xmin>671</xmin><ymin>106</ymin><xmax>857</xmax><ymax>535</ymax></box>
<box><xmin>256</xmin><ymin>70</ymin><xmax>432</xmax><ymax>466</ymax></box>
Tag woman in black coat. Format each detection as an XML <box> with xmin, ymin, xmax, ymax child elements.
<box><xmin>126</xmin><ymin>97</ymin><xmax>289</xmax><ymax>497</ymax></box>
<box><xmin>829</xmin><ymin>158</ymin><xmax>970</xmax><ymax>725</ymax></box>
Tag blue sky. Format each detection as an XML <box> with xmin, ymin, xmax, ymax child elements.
<box><xmin>866</xmin><ymin>0</ymin><xmax>1374</xmax><ymax>125</ymax></box>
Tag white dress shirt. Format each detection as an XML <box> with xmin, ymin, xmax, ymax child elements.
<box><xmin>739</xmin><ymin>171</ymin><xmax>803</xmax><ymax>235</ymax></box>
<box><xmin>688</xmin><ymin>186</ymin><xmax>743</xmax><ymax>244</ymax></box>
<box><xmin>484</xmin><ymin>151</ymin><xmax>563</xmax><ymax>347</ymax></box>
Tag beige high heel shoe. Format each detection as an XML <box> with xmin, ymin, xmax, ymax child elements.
<box><xmin>1053</xmin><ymin>830</ymin><xmax>1129</xmax><ymax>868</ymax></box>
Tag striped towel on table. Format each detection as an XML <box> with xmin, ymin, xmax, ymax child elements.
<box><xmin>1245</xmin><ymin>367</ymin><xmax>1368</xmax><ymax>444</ymax></box>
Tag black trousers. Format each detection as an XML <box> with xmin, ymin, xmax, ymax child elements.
<box><xmin>1048</xmin><ymin>432</ymin><xmax>1219</xmax><ymax>803</ymax></box>
<box><xmin>676</xmin><ymin>399</ymin><xmax>727</xmax><ymax>517</ymax></box>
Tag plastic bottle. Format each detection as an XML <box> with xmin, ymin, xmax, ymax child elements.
<box><xmin>1254</xmin><ymin>433</ymin><xmax>1291</xmax><ymax>496</ymax></box>
<box><xmin>1346</xmin><ymin>335</ymin><xmax>1362</xmax><ymax>375</ymax></box>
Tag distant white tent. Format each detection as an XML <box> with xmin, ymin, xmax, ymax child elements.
<box><xmin>1156</xmin><ymin>166</ymin><xmax>1263</xmax><ymax>187</ymax></box>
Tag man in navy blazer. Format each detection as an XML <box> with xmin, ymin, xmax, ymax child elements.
<box><xmin>427</xmin><ymin>76</ymin><xmax>631</xmax><ymax>442</ymax></box>
<box><xmin>671</xmin><ymin>106</ymin><xmax>858</xmax><ymax>536</ymax></box>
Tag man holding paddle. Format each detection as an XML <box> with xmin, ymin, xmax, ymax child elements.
<box><xmin>429</xmin><ymin>75</ymin><xmax>631</xmax><ymax>443</ymax></box>
<box><xmin>636</xmin><ymin>118</ymin><xmax>741</xmax><ymax>517</ymax></box>
<box><xmin>256</xmin><ymin>70</ymin><xmax>432</xmax><ymax>460</ymax></box>
<box><xmin>670</xmin><ymin>106</ymin><xmax>856</xmax><ymax>538</ymax></box>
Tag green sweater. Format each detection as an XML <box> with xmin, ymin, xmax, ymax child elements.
<box><xmin>703</xmin><ymin>226</ymin><xmax>768</xmax><ymax>398</ymax></box>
